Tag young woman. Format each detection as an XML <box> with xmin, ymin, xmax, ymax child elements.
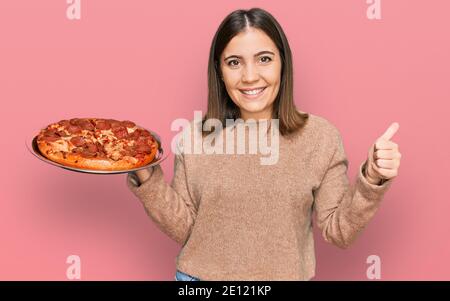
<box><xmin>127</xmin><ymin>8</ymin><xmax>401</xmax><ymax>281</ymax></box>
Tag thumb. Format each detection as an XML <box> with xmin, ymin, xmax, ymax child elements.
<box><xmin>379</xmin><ymin>122</ymin><xmax>399</xmax><ymax>141</ymax></box>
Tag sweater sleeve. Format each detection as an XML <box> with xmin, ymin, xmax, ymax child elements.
<box><xmin>312</xmin><ymin>129</ymin><xmax>394</xmax><ymax>249</ymax></box>
<box><xmin>126</xmin><ymin>140</ymin><xmax>198</xmax><ymax>246</ymax></box>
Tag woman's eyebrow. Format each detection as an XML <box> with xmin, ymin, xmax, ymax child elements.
<box><xmin>224</xmin><ymin>50</ymin><xmax>275</xmax><ymax>61</ymax></box>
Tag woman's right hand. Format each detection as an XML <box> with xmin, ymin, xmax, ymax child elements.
<box><xmin>134</xmin><ymin>167</ymin><xmax>154</xmax><ymax>184</ymax></box>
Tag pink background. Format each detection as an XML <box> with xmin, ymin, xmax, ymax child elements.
<box><xmin>1</xmin><ymin>0</ymin><xmax>449</xmax><ymax>280</ymax></box>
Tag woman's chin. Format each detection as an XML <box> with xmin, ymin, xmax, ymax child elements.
<box><xmin>238</xmin><ymin>105</ymin><xmax>272</xmax><ymax>119</ymax></box>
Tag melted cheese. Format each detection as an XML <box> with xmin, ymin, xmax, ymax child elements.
<box><xmin>127</xmin><ymin>127</ymin><xmax>137</xmax><ymax>134</ymax></box>
<box><xmin>50</xmin><ymin>140</ymin><xmax>70</xmax><ymax>152</ymax></box>
<box><xmin>104</xmin><ymin>141</ymin><xmax>124</xmax><ymax>161</ymax></box>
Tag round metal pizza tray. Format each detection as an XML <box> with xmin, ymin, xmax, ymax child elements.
<box><xmin>26</xmin><ymin>130</ymin><xmax>169</xmax><ymax>175</ymax></box>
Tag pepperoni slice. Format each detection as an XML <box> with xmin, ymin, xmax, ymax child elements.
<box><xmin>95</xmin><ymin>120</ymin><xmax>111</xmax><ymax>130</ymax></box>
<box><xmin>122</xmin><ymin>120</ymin><xmax>136</xmax><ymax>128</ymax></box>
<box><xmin>85</xmin><ymin>142</ymin><xmax>98</xmax><ymax>153</ymax></box>
<box><xmin>58</xmin><ymin>120</ymin><xmax>70</xmax><ymax>127</ymax></box>
<box><xmin>112</xmin><ymin>126</ymin><xmax>128</xmax><ymax>139</ymax></box>
<box><xmin>57</xmin><ymin>130</ymin><xmax>69</xmax><ymax>137</ymax></box>
<box><xmin>41</xmin><ymin>135</ymin><xmax>60</xmax><ymax>142</ymax></box>
<box><xmin>41</xmin><ymin>130</ymin><xmax>60</xmax><ymax>143</ymax></box>
<box><xmin>125</xmin><ymin>149</ymin><xmax>137</xmax><ymax>157</ymax></box>
<box><xmin>135</xmin><ymin>136</ymin><xmax>151</xmax><ymax>145</ymax></box>
<box><xmin>67</xmin><ymin>125</ymin><xmax>82</xmax><ymax>134</ymax></box>
<box><xmin>45</xmin><ymin>128</ymin><xmax>58</xmax><ymax>136</ymax></box>
<box><xmin>136</xmin><ymin>144</ymin><xmax>152</xmax><ymax>154</ymax></box>
<box><xmin>95</xmin><ymin>142</ymin><xmax>105</xmax><ymax>153</ymax></box>
<box><xmin>108</xmin><ymin>119</ymin><xmax>122</xmax><ymax>128</ymax></box>
<box><xmin>78</xmin><ymin>119</ymin><xmax>95</xmax><ymax>131</ymax></box>
<box><xmin>140</xmin><ymin>130</ymin><xmax>151</xmax><ymax>137</ymax></box>
<box><xmin>81</xmin><ymin>150</ymin><xmax>96</xmax><ymax>158</ymax></box>
<box><xmin>69</xmin><ymin>118</ymin><xmax>80</xmax><ymax>125</ymax></box>
<box><xmin>70</xmin><ymin>136</ymin><xmax>85</xmax><ymax>147</ymax></box>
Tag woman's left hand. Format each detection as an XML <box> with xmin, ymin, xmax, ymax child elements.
<box><xmin>365</xmin><ymin>122</ymin><xmax>402</xmax><ymax>185</ymax></box>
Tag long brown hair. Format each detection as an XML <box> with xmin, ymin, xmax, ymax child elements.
<box><xmin>201</xmin><ymin>7</ymin><xmax>309</xmax><ymax>137</ymax></box>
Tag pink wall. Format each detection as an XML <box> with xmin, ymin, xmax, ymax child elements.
<box><xmin>1</xmin><ymin>0</ymin><xmax>449</xmax><ymax>280</ymax></box>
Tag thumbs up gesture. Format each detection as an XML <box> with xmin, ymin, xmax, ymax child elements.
<box><xmin>365</xmin><ymin>122</ymin><xmax>402</xmax><ymax>185</ymax></box>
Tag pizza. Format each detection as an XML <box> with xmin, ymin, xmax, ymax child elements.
<box><xmin>36</xmin><ymin>118</ymin><xmax>159</xmax><ymax>171</ymax></box>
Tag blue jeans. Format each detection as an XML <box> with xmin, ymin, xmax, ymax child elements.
<box><xmin>175</xmin><ymin>270</ymin><xmax>201</xmax><ymax>281</ymax></box>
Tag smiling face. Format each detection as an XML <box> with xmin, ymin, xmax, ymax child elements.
<box><xmin>220</xmin><ymin>27</ymin><xmax>282</xmax><ymax>121</ymax></box>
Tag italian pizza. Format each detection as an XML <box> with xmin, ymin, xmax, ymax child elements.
<box><xmin>36</xmin><ymin>118</ymin><xmax>159</xmax><ymax>171</ymax></box>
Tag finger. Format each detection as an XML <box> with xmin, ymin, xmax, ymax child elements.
<box><xmin>379</xmin><ymin>122</ymin><xmax>399</xmax><ymax>141</ymax></box>
<box><xmin>374</xmin><ymin>149</ymin><xmax>401</xmax><ymax>160</ymax></box>
<box><xmin>372</xmin><ymin>163</ymin><xmax>398</xmax><ymax>178</ymax></box>
<box><xmin>375</xmin><ymin>159</ymin><xmax>397</xmax><ymax>169</ymax></box>
<box><xmin>375</xmin><ymin>140</ymin><xmax>398</xmax><ymax>151</ymax></box>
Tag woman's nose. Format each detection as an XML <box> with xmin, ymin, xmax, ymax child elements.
<box><xmin>241</xmin><ymin>64</ymin><xmax>259</xmax><ymax>83</ymax></box>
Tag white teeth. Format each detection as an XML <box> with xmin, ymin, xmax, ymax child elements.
<box><xmin>241</xmin><ymin>88</ymin><xmax>264</xmax><ymax>95</ymax></box>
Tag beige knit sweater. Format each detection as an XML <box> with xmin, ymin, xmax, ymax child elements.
<box><xmin>126</xmin><ymin>113</ymin><xmax>393</xmax><ymax>281</ymax></box>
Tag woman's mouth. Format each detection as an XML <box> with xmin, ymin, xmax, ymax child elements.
<box><xmin>239</xmin><ymin>87</ymin><xmax>267</xmax><ymax>99</ymax></box>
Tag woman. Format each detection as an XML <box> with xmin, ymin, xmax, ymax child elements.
<box><xmin>127</xmin><ymin>8</ymin><xmax>401</xmax><ymax>281</ymax></box>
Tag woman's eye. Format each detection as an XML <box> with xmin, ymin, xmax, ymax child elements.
<box><xmin>227</xmin><ymin>60</ymin><xmax>240</xmax><ymax>67</ymax></box>
<box><xmin>260</xmin><ymin>56</ymin><xmax>272</xmax><ymax>63</ymax></box>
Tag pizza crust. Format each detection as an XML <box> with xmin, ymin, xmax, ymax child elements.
<box><xmin>37</xmin><ymin>140</ymin><xmax>158</xmax><ymax>171</ymax></box>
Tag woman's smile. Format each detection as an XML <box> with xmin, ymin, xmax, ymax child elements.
<box><xmin>239</xmin><ymin>86</ymin><xmax>267</xmax><ymax>100</ymax></box>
